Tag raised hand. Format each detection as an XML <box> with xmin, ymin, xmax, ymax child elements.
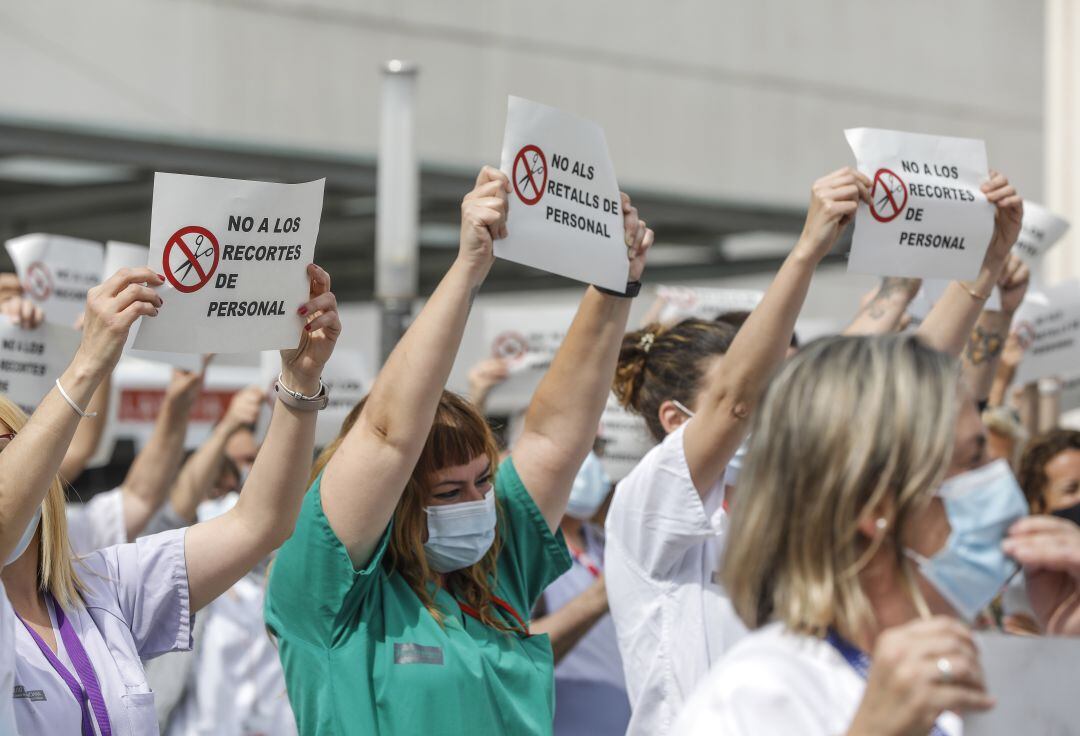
<box><xmin>76</xmin><ymin>268</ymin><xmax>164</xmax><ymax>378</ymax></box>
<box><xmin>280</xmin><ymin>264</ymin><xmax>341</xmax><ymax>395</ymax></box>
<box><xmin>459</xmin><ymin>166</ymin><xmax>509</xmax><ymax>278</ymax></box>
<box><xmin>797</xmin><ymin>167</ymin><xmax>871</xmax><ymax>262</ymax></box>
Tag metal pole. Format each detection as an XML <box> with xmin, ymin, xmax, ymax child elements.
<box><xmin>375</xmin><ymin>59</ymin><xmax>420</xmax><ymax>364</ymax></box>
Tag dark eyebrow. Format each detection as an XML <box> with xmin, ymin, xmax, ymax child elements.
<box><xmin>433</xmin><ymin>479</ymin><xmax>465</xmax><ymax>489</ymax></box>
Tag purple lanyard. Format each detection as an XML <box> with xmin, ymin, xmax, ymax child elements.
<box><xmin>16</xmin><ymin>593</ymin><xmax>112</xmax><ymax>736</ymax></box>
<box><xmin>826</xmin><ymin>628</ymin><xmax>946</xmax><ymax>736</ymax></box>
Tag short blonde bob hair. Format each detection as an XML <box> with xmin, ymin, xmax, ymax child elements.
<box><xmin>722</xmin><ymin>334</ymin><xmax>960</xmax><ymax>637</ymax></box>
<box><xmin>0</xmin><ymin>395</ymin><xmax>84</xmax><ymax>610</ymax></box>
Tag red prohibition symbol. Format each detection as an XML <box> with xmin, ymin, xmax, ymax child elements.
<box><xmin>24</xmin><ymin>261</ymin><xmax>53</xmax><ymax>301</ymax></box>
<box><xmin>512</xmin><ymin>145</ymin><xmax>548</xmax><ymax>206</ymax></box>
<box><xmin>869</xmin><ymin>168</ymin><xmax>908</xmax><ymax>223</ymax></box>
<box><xmin>163</xmin><ymin>226</ymin><xmax>220</xmax><ymax>294</ymax></box>
<box><xmin>492</xmin><ymin>331</ymin><xmax>529</xmax><ymax>364</ymax></box>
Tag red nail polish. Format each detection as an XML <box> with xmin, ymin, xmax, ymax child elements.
<box><xmin>304</xmin><ymin>324</ymin><xmax>312</xmax><ymax>332</ymax></box>
<box><xmin>298</xmin><ymin>306</ymin><xmax>308</xmax><ymax>316</ymax></box>
<box><xmin>156</xmin><ymin>273</ymin><xmax>166</xmax><ymax>281</ymax></box>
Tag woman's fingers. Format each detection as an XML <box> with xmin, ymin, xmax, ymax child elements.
<box><xmin>111</xmin><ymin>283</ymin><xmax>164</xmax><ymax>313</ymax></box>
<box><xmin>303</xmin><ymin>309</ymin><xmax>342</xmax><ymax>336</ymax></box>
<box><xmin>298</xmin><ymin>291</ymin><xmax>338</xmax><ymax>319</ymax></box>
<box><xmin>98</xmin><ymin>267</ymin><xmax>164</xmax><ymax>299</ymax></box>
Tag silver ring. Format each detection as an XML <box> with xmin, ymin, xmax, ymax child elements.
<box><xmin>936</xmin><ymin>657</ymin><xmax>953</xmax><ymax>683</ymax></box>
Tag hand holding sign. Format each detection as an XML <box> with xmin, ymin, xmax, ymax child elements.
<box><xmin>76</xmin><ymin>268</ymin><xmax>164</xmax><ymax>378</ymax></box>
<box><xmin>849</xmin><ymin>617</ymin><xmax>993</xmax><ymax>734</ymax></box>
<box><xmin>459</xmin><ymin>166</ymin><xmax>509</xmax><ymax>280</ymax></box>
<box><xmin>797</xmin><ymin>167</ymin><xmax>871</xmax><ymax>261</ymax></box>
<box><xmin>279</xmin><ymin>264</ymin><xmax>341</xmax><ymax>396</ymax></box>
<box><xmin>622</xmin><ymin>193</ymin><xmax>653</xmax><ymax>283</ymax></box>
<box><xmin>996</xmin><ymin>254</ymin><xmax>1030</xmax><ymax>315</ymax></box>
<box><xmin>0</xmin><ymin>297</ymin><xmax>45</xmax><ymax>330</ymax></box>
<box><xmin>1004</xmin><ymin>516</ymin><xmax>1080</xmax><ymax>636</ymax></box>
<box><xmin>981</xmin><ymin>171</ymin><xmax>1024</xmax><ymax>263</ymax></box>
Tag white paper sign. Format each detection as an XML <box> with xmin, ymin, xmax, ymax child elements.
<box><xmin>1014</xmin><ymin>201</ymin><xmax>1070</xmax><ymax>263</ymax></box>
<box><xmin>654</xmin><ymin>285</ymin><xmax>764</xmax><ymax>325</ymax></box>
<box><xmin>133</xmin><ymin>173</ymin><xmax>325</xmax><ymax>354</ymax></box>
<box><xmin>259</xmin><ymin>347</ymin><xmax>370</xmax><ymax>447</ymax></box>
<box><xmin>5</xmin><ymin>234</ymin><xmax>103</xmax><ymax>328</ymax></box>
<box><xmin>1012</xmin><ymin>282</ymin><xmax>1080</xmax><ymax>385</ymax></box>
<box><xmin>103</xmin><ymin>241</ymin><xmax>201</xmax><ymax>372</ymax></box>
<box><xmin>845</xmin><ymin>128</ymin><xmax>994</xmax><ymax>280</ymax></box>
<box><xmin>909</xmin><ymin>279</ymin><xmax>1001</xmax><ymax>321</ymax></box>
<box><xmin>0</xmin><ymin>322</ymin><xmax>80</xmax><ymax>414</ymax></box>
<box><xmin>498</xmin><ymin>96</ymin><xmax>627</xmax><ymax>291</ymax></box>
<box><xmin>964</xmin><ymin>633</ymin><xmax>1080</xmax><ymax>736</ymax></box>
<box><xmin>483</xmin><ymin>304</ymin><xmax>576</xmax><ymax>410</ymax></box>
<box><xmin>597</xmin><ymin>393</ymin><xmax>656</xmax><ymax>482</ymax></box>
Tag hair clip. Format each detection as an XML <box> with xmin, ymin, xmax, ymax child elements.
<box><xmin>639</xmin><ymin>332</ymin><xmax>655</xmax><ymax>353</ymax></box>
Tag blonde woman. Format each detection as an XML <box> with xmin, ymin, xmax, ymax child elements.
<box><xmin>604</xmin><ymin>169</ymin><xmax>1023</xmax><ymax>735</ymax></box>
<box><xmin>3</xmin><ymin>264</ymin><xmax>340</xmax><ymax>735</ymax></box>
<box><xmin>674</xmin><ymin>334</ymin><xmax>1080</xmax><ymax>735</ymax></box>
<box><xmin>265</xmin><ymin>168</ymin><xmax>654</xmax><ymax>735</ymax></box>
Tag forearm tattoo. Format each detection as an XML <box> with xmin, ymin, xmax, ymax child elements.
<box><xmin>966</xmin><ymin>325</ymin><xmax>1005</xmax><ymax>365</ymax></box>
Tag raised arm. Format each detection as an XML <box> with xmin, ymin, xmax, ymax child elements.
<box><xmin>118</xmin><ymin>361</ymin><xmax>207</xmax><ymax>539</ymax></box>
<box><xmin>0</xmin><ymin>296</ymin><xmax>110</xmax><ymax>484</ymax></box>
<box><xmin>0</xmin><ymin>269</ymin><xmax>163</xmax><ymax>561</ymax></box>
<box><xmin>960</xmin><ymin>254</ymin><xmax>1029</xmax><ymax>404</ymax></box>
<box><xmin>184</xmin><ymin>264</ymin><xmax>340</xmax><ymax>612</ymax></box>
<box><xmin>683</xmin><ymin>167</ymin><xmax>868</xmax><ymax>493</ymax></box>
<box><xmin>915</xmin><ymin>171</ymin><xmax>1022</xmax><ymax>357</ymax></box>
<box><xmin>531</xmin><ymin>576</ymin><xmax>608</xmax><ymax>664</ymax></box>
<box><xmin>167</xmin><ymin>386</ymin><xmax>263</xmax><ymax>523</ymax></box>
<box><xmin>842</xmin><ymin>277</ymin><xmax>921</xmax><ymax>336</ymax></box>
<box><xmin>59</xmin><ymin>376</ymin><xmax>110</xmax><ymax>483</ymax></box>
<box><xmin>513</xmin><ymin>194</ymin><xmax>653</xmax><ymax>529</ymax></box>
<box><xmin>320</xmin><ymin>167</ymin><xmax>505</xmax><ymax>568</ymax></box>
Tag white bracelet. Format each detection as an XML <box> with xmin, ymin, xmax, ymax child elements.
<box><xmin>55</xmin><ymin>378</ymin><xmax>98</xmax><ymax>418</ymax></box>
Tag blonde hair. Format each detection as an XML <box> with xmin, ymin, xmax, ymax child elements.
<box><xmin>722</xmin><ymin>335</ymin><xmax>959</xmax><ymax>638</ymax></box>
<box><xmin>0</xmin><ymin>396</ymin><xmax>84</xmax><ymax>610</ymax></box>
<box><xmin>311</xmin><ymin>391</ymin><xmax>514</xmax><ymax>632</ymax></box>
<box><xmin>982</xmin><ymin>405</ymin><xmax>1028</xmax><ymax>471</ymax></box>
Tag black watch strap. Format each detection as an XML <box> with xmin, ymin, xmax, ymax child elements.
<box><xmin>593</xmin><ymin>280</ymin><xmax>642</xmax><ymax>298</ymax></box>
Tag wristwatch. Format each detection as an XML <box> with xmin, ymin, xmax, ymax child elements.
<box><xmin>275</xmin><ymin>374</ymin><xmax>330</xmax><ymax>411</ymax></box>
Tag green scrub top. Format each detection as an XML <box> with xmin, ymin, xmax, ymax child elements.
<box><xmin>265</xmin><ymin>456</ymin><xmax>571</xmax><ymax>736</ymax></box>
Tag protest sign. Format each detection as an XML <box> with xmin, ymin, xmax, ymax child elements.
<box><xmin>1011</xmin><ymin>282</ymin><xmax>1080</xmax><ymax>385</ymax></box>
<box><xmin>845</xmin><ymin>128</ymin><xmax>994</xmax><ymax>280</ymax></box>
<box><xmin>1014</xmin><ymin>201</ymin><xmax>1070</xmax><ymax>264</ymax></box>
<box><xmin>482</xmin><ymin>303</ymin><xmax>577</xmax><ymax>410</ymax></box>
<box><xmin>133</xmin><ymin>173</ymin><xmax>325</xmax><ymax>354</ymax></box>
<box><xmin>5</xmin><ymin>234</ymin><xmax>103</xmax><ymax>328</ymax></box>
<box><xmin>598</xmin><ymin>393</ymin><xmax>656</xmax><ymax>482</ymax></box>
<box><xmin>498</xmin><ymin>96</ymin><xmax>627</xmax><ymax>291</ymax></box>
<box><xmin>103</xmin><ymin>241</ymin><xmax>200</xmax><ymax>371</ymax></box>
<box><xmin>654</xmin><ymin>285</ymin><xmax>764</xmax><ymax>325</ymax></box>
<box><xmin>0</xmin><ymin>322</ymin><xmax>80</xmax><ymax>414</ymax></box>
<box><xmin>908</xmin><ymin>279</ymin><xmax>1001</xmax><ymax>322</ymax></box>
<box><xmin>259</xmin><ymin>347</ymin><xmax>370</xmax><ymax>447</ymax></box>
<box><xmin>965</xmin><ymin>633</ymin><xmax>1080</xmax><ymax>736</ymax></box>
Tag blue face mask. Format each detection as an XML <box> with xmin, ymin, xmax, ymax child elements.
<box><xmin>5</xmin><ymin>507</ymin><xmax>40</xmax><ymax>567</ymax></box>
<box><xmin>566</xmin><ymin>452</ymin><xmax>612</xmax><ymax>520</ymax></box>
<box><xmin>905</xmin><ymin>459</ymin><xmax>1028</xmax><ymax>621</ymax></box>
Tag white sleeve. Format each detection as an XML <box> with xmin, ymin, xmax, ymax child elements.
<box><xmin>674</xmin><ymin>654</ymin><xmax>835</xmax><ymax>736</ymax></box>
<box><xmin>606</xmin><ymin>422</ymin><xmax>724</xmax><ymax>578</ymax></box>
<box><xmin>0</xmin><ymin>583</ymin><xmax>17</xmax><ymax>736</ymax></box>
<box><xmin>66</xmin><ymin>487</ymin><xmax>126</xmax><ymax>555</ymax></box>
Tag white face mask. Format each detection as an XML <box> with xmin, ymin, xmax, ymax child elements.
<box><xmin>566</xmin><ymin>452</ymin><xmax>612</xmax><ymax>520</ymax></box>
<box><xmin>423</xmin><ymin>491</ymin><xmax>497</xmax><ymax>573</ymax></box>
<box><xmin>5</xmin><ymin>507</ymin><xmax>40</xmax><ymax>567</ymax></box>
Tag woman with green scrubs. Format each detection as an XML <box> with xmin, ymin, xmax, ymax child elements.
<box><xmin>266</xmin><ymin>166</ymin><xmax>654</xmax><ymax>735</ymax></box>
